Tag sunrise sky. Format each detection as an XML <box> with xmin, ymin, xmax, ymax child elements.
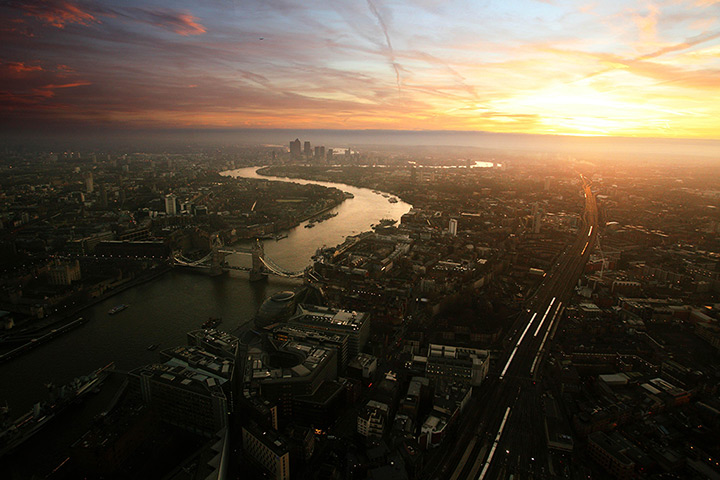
<box><xmin>2</xmin><ymin>0</ymin><xmax>720</xmax><ymax>139</ymax></box>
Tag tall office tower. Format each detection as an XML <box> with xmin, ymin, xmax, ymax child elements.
<box><xmin>303</xmin><ymin>141</ymin><xmax>312</xmax><ymax>157</ymax></box>
<box><xmin>290</xmin><ymin>138</ymin><xmax>301</xmax><ymax>158</ymax></box>
<box><xmin>327</xmin><ymin>149</ymin><xmax>334</xmax><ymax>162</ymax></box>
<box><xmin>100</xmin><ymin>186</ymin><xmax>108</xmax><ymax>208</ymax></box>
<box><xmin>84</xmin><ymin>172</ymin><xmax>94</xmax><ymax>193</ymax></box>
<box><xmin>165</xmin><ymin>193</ymin><xmax>177</xmax><ymax>216</ymax></box>
<box><xmin>449</xmin><ymin>218</ymin><xmax>458</xmax><ymax>236</ymax></box>
<box><xmin>533</xmin><ymin>211</ymin><xmax>542</xmax><ymax>233</ymax></box>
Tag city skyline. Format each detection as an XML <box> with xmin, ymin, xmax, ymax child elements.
<box><xmin>2</xmin><ymin>0</ymin><xmax>720</xmax><ymax>140</ymax></box>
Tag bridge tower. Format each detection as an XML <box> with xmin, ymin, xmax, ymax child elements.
<box><xmin>208</xmin><ymin>246</ymin><xmax>225</xmax><ymax>276</ymax></box>
<box><xmin>207</xmin><ymin>233</ymin><xmax>226</xmax><ymax>276</ymax></box>
<box><xmin>250</xmin><ymin>239</ymin><xmax>268</xmax><ymax>282</ymax></box>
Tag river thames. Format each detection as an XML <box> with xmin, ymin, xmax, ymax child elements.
<box><xmin>0</xmin><ymin>167</ymin><xmax>411</xmax><ymax>413</ymax></box>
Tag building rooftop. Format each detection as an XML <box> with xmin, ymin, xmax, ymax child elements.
<box><xmin>588</xmin><ymin>431</ymin><xmax>634</xmax><ymax>468</ymax></box>
<box><xmin>243</xmin><ymin>422</ymin><xmax>290</xmax><ymax>457</ymax></box>
<box><xmin>349</xmin><ymin>353</ymin><xmax>378</xmax><ymax>369</ymax></box>
<box><xmin>273</xmin><ymin>324</ymin><xmax>348</xmax><ymax>345</ymax></box>
<box><xmin>292</xmin><ymin>304</ymin><xmax>368</xmax><ymax>330</ymax></box>
<box><xmin>361</xmin><ymin>400</ymin><xmax>390</xmax><ymax>419</ymax></box>
<box><xmin>136</xmin><ymin>363</ymin><xmax>227</xmax><ymax>398</ymax></box>
<box><xmin>187</xmin><ymin>329</ymin><xmax>239</xmax><ymax>356</ymax></box>
<box><xmin>421</xmin><ymin>414</ymin><xmax>448</xmax><ymax>435</ymax></box>
<box><xmin>433</xmin><ymin>382</ymin><xmax>470</xmax><ymax>414</ymax></box>
<box><xmin>160</xmin><ymin>345</ymin><xmax>234</xmax><ymax>380</ymax></box>
<box><xmin>245</xmin><ymin>341</ymin><xmax>333</xmax><ymax>385</ymax></box>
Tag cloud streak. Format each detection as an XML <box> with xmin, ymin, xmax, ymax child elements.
<box><xmin>366</xmin><ymin>0</ymin><xmax>401</xmax><ymax>93</ymax></box>
<box><xmin>123</xmin><ymin>8</ymin><xmax>206</xmax><ymax>36</ymax></box>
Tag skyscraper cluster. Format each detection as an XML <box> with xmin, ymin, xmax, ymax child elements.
<box><xmin>289</xmin><ymin>138</ymin><xmax>328</xmax><ymax>162</ymax></box>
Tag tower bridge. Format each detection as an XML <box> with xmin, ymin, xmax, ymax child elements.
<box><xmin>173</xmin><ymin>239</ymin><xmax>307</xmax><ymax>281</ymax></box>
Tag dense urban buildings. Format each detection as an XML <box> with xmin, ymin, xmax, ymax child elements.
<box><xmin>0</xmin><ymin>142</ymin><xmax>718</xmax><ymax>480</ymax></box>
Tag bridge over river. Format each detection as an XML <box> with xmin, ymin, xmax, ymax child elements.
<box><xmin>172</xmin><ymin>239</ymin><xmax>308</xmax><ymax>281</ymax></box>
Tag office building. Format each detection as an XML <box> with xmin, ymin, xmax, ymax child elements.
<box><xmin>135</xmin><ymin>363</ymin><xmax>229</xmax><ymax>437</ymax></box>
<box><xmin>347</xmin><ymin>353</ymin><xmax>377</xmax><ymax>380</ymax></box>
<box><xmin>165</xmin><ymin>193</ymin><xmax>177</xmax><ymax>215</ymax></box>
<box><xmin>419</xmin><ymin>382</ymin><xmax>470</xmax><ymax>449</ymax></box>
<box><xmin>448</xmin><ymin>218</ymin><xmax>458</xmax><ymax>236</ymax></box>
<box><xmin>243</xmin><ymin>340</ymin><xmax>337</xmax><ymax>419</ymax></box>
<box><xmin>290</xmin><ymin>305</ymin><xmax>370</xmax><ymax>357</ymax></box>
<box><xmin>242</xmin><ymin>422</ymin><xmax>291</xmax><ymax>480</ymax></box>
<box><xmin>423</xmin><ymin>344</ymin><xmax>489</xmax><ymax>387</ymax></box>
<box><xmin>159</xmin><ymin>345</ymin><xmax>234</xmax><ymax>381</ymax></box>
<box><xmin>272</xmin><ymin>325</ymin><xmax>349</xmax><ymax>371</ymax></box>
<box><xmin>587</xmin><ymin>432</ymin><xmax>635</xmax><ymax>480</ymax></box>
<box><xmin>187</xmin><ymin>329</ymin><xmax>239</xmax><ymax>359</ymax></box>
<box><xmin>48</xmin><ymin>259</ymin><xmax>81</xmax><ymax>285</ymax></box>
<box><xmin>357</xmin><ymin>400</ymin><xmax>389</xmax><ymax>438</ymax></box>
<box><xmin>84</xmin><ymin>172</ymin><xmax>94</xmax><ymax>193</ymax></box>
<box><xmin>289</xmin><ymin>138</ymin><xmax>301</xmax><ymax>158</ymax></box>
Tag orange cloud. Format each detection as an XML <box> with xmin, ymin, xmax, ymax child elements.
<box><xmin>31</xmin><ymin>81</ymin><xmax>91</xmax><ymax>99</ymax></box>
<box><xmin>42</xmin><ymin>81</ymin><xmax>91</xmax><ymax>89</ymax></box>
<box><xmin>174</xmin><ymin>13</ymin><xmax>205</xmax><ymax>36</ymax></box>
<box><xmin>4</xmin><ymin>61</ymin><xmax>43</xmax><ymax>74</ymax></box>
<box><xmin>127</xmin><ymin>9</ymin><xmax>206</xmax><ymax>36</ymax></box>
<box><xmin>21</xmin><ymin>1</ymin><xmax>100</xmax><ymax>28</ymax></box>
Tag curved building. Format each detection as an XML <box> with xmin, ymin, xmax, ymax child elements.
<box><xmin>254</xmin><ymin>291</ymin><xmax>297</xmax><ymax>329</ymax></box>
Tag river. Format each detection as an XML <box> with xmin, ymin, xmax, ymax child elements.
<box><xmin>0</xmin><ymin>167</ymin><xmax>411</xmax><ymax>413</ymax></box>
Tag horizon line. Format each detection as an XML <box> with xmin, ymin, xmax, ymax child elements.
<box><xmin>3</xmin><ymin>127</ymin><xmax>720</xmax><ymax>143</ymax></box>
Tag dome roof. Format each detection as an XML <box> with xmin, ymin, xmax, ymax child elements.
<box><xmin>271</xmin><ymin>291</ymin><xmax>295</xmax><ymax>302</ymax></box>
<box><xmin>254</xmin><ymin>291</ymin><xmax>297</xmax><ymax>329</ymax></box>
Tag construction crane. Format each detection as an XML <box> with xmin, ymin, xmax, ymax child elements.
<box><xmin>595</xmin><ymin>233</ymin><xmax>609</xmax><ymax>279</ymax></box>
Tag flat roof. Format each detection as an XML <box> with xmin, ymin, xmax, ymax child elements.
<box><xmin>293</xmin><ymin>304</ymin><xmax>368</xmax><ymax>329</ymax></box>
<box><xmin>243</xmin><ymin>423</ymin><xmax>290</xmax><ymax>456</ymax></box>
<box><xmin>137</xmin><ymin>363</ymin><xmax>227</xmax><ymax>397</ymax></box>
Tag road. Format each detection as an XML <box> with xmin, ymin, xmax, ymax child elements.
<box><xmin>430</xmin><ymin>177</ymin><xmax>599</xmax><ymax>480</ymax></box>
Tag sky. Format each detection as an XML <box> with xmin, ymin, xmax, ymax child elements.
<box><xmin>2</xmin><ymin>0</ymin><xmax>720</xmax><ymax>140</ymax></box>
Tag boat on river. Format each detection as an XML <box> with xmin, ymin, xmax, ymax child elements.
<box><xmin>377</xmin><ymin>218</ymin><xmax>397</xmax><ymax>227</ymax></box>
<box><xmin>315</xmin><ymin>212</ymin><xmax>338</xmax><ymax>223</ymax></box>
<box><xmin>0</xmin><ymin>362</ymin><xmax>114</xmax><ymax>457</ymax></box>
<box><xmin>108</xmin><ymin>304</ymin><xmax>128</xmax><ymax>315</ymax></box>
